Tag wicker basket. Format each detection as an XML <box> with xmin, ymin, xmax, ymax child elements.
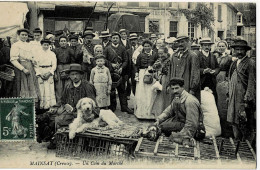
<box><xmin>56</xmin><ymin>126</ymin><xmax>140</xmax><ymax>159</ymax></box>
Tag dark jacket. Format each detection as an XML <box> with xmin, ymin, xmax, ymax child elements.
<box><xmin>104</xmin><ymin>44</ymin><xmax>128</xmax><ymax>75</ymax></box>
<box><xmin>169</xmin><ymin>49</ymin><xmax>200</xmax><ymax>97</ymax></box>
<box><xmin>136</xmin><ymin>50</ymin><xmax>158</xmax><ymax>73</ymax></box>
<box><xmin>61</xmin><ymin>80</ymin><xmax>96</xmax><ymax>108</ymax></box>
<box><xmin>198</xmin><ymin>51</ymin><xmax>220</xmax><ymax>87</ymax></box>
<box><xmin>120</xmin><ymin>39</ymin><xmax>131</xmax><ymax>50</ymax></box>
<box><xmin>53</xmin><ymin>46</ymin><xmax>74</xmax><ymax>65</ymax></box>
<box><xmin>69</xmin><ymin>44</ymin><xmax>83</xmax><ymax>64</ymax></box>
<box><xmin>126</xmin><ymin>46</ymin><xmax>137</xmax><ymax>77</ymax></box>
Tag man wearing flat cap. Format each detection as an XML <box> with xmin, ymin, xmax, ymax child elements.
<box><xmin>81</xmin><ymin>30</ymin><xmax>96</xmax><ymax>81</ymax></box>
<box><xmin>198</xmin><ymin>37</ymin><xmax>220</xmax><ymax>100</ymax></box>
<box><xmin>227</xmin><ymin>39</ymin><xmax>256</xmax><ymax>142</ymax></box>
<box><xmin>169</xmin><ymin>34</ymin><xmax>200</xmax><ymax>100</ymax></box>
<box><xmin>104</xmin><ymin>32</ymin><xmax>133</xmax><ymax>114</ymax></box>
<box><xmin>154</xmin><ymin>77</ymin><xmax>200</xmax><ymax>139</ymax></box>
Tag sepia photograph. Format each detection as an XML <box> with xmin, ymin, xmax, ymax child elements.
<box><xmin>0</xmin><ymin>1</ymin><xmax>257</xmax><ymax>169</ymax></box>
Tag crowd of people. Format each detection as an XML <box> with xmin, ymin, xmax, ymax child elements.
<box><xmin>0</xmin><ymin>27</ymin><xmax>256</xmax><ymax>149</ymax></box>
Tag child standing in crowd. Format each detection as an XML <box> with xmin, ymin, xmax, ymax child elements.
<box><xmin>90</xmin><ymin>54</ymin><xmax>112</xmax><ymax>109</ymax></box>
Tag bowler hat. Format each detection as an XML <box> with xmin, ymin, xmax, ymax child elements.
<box><xmin>129</xmin><ymin>33</ymin><xmax>138</xmax><ymax>40</ymax></box>
<box><xmin>82</xmin><ymin>30</ymin><xmax>95</xmax><ymax>38</ymax></box>
<box><xmin>46</xmin><ymin>31</ymin><xmax>53</xmax><ymax>35</ymax></box>
<box><xmin>67</xmin><ymin>64</ymin><xmax>84</xmax><ymax>74</ymax></box>
<box><xmin>17</xmin><ymin>28</ymin><xmax>30</xmax><ymax>35</ymax></box>
<box><xmin>33</xmin><ymin>28</ymin><xmax>42</xmax><ymax>34</ymax></box>
<box><xmin>99</xmin><ymin>30</ymin><xmax>111</xmax><ymax>38</ymax></box>
<box><xmin>176</xmin><ymin>34</ymin><xmax>189</xmax><ymax>42</ymax></box>
<box><xmin>69</xmin><ymin>35</ymin><xmax>78</xmax><ymax>41</ymax></box>
<box><xmin>230</xmin><ymin>39</ymin><xmax>251</xmax><ymax>51</ymax></box>
<box><xmin>199</xmin><ymin>37</ymin><xmax>214</xmax><ymax>45</ymax></box>
<box><xmin>54</xmin><ymin>30</ymin><xmax>64</xmax><ymax>36</ymax></box>
<box><xmin>40</xmin><ymin>39</ymin><xmax>51</xmax><ymax>45</ymax></box>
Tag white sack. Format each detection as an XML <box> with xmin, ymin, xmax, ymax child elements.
<box><xmin>201</xmin><ymin>88</ymin><xmax>221</xmax><ymax>137</ymax></box>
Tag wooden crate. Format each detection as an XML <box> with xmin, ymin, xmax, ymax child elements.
<box><xmin>134</xmin><ymin>136</ymin><xmax>198</xmax><ymax>163</ymax></box>
<box><xmin>55</xmin><ymin>125</ymin><xmax>139</xmax><ymax>159</ymax></box>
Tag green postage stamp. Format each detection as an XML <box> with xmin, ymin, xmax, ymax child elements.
<box><xmin>0</xmin><ymin>98</ymin><xmax>35</xmax><ymax>141</ymax></box>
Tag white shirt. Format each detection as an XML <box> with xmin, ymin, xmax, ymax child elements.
<box><xmin>202</xmin><ymin>50</ymin><xmax>210</xmax><ymax>57</ymax></box>
<box><xmin>111</xmin><ymin>43</ymin><xmax>119</xmax><ymax>48</ymax></box>
<box><xmin>33</xmin><ymin>48</ymin><xmax>57</xmax><ymax>76</ymax></box>
<box><xmin>10</xmin><ymin>40</ymin><xmax>33</xmax><ymax>71</ymax></box>
<box><xmin>73</xmin><ymin>80</ymin><xmax>82</xmax><ymax>88</ymax></box>
<box><xmin>121</xmin><ymin>39</ymin><xmax>127</xmax><ymax>47</ymax></box>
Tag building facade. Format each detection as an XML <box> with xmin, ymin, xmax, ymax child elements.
<box><xmin>28</xmin><ymin>2</ymin><xmax>238</xmax><ymax>42</ymax></box>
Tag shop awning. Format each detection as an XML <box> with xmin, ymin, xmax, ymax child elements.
<box><xmin>0</xmin><ymin>2</ymin><xmax>28</xmax><ymax>38</ymax></box>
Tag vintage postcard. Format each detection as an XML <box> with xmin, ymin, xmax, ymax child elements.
<box><xmin>0</xmin><ymin>0</ymin><xmax>256</xmax><ymax>169</ymax></box>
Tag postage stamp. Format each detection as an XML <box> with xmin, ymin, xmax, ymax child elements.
<box><xmin>0</xmin><ymin>98</ymin><xmax>35</xmax><ymax>141</ymax></box>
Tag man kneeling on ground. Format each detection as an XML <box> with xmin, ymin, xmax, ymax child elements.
<box><xmin>154</xmin><ymin>77</ymin><xmax>201</xmax><ymax>141</ymax></box>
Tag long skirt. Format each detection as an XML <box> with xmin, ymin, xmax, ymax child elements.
<box><xmin>134</xmin><ymin>69</ymin><xmax>156</xmax><ymax>119</ymax></box>
<box><xmin>19</xmin><ymin>60</ymin><xmax>40</xmax><ymax>102</ymax></box>
<box><xmin>38</xmin><ymin>76</ymin><xmax>56</xmax><ymax>109</ymax></box>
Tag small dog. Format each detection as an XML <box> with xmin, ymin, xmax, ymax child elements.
<box><xmin>69</xmin><ymin>97</ymin><xmax>123</xmax><ymax>139</ymax></box>
<box><xmin>69</xmin><ymin>97</ymin><xmax>99</xmax><ymax>139</ymax></box>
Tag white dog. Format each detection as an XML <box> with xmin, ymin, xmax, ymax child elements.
<box><xmin>69</xmin><ymin>97</ymin><xmax>123</xmax><ymax>139</ymax></box>
<box><xmin>69</xmin><ymin>97</ymin><xmax>99</xmax><ymax>139</ymax></box>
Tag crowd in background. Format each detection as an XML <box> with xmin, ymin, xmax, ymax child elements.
<box><xmin>0</xmin><ymin>27</ymin><xmax>256</xmax><ymax>148</ymax></box>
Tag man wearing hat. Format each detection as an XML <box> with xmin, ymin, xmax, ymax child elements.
<box><xmin>227</xmin><ymin>39</ymin><xmax>255</xmax><ymax>142</ymax></box>
<box><xmin>119</xmin><ymin>29</ymin><xmax>131</xmax><ymax>50</ymax></box>
<box><xmin>99</xmin><ymin>30</ymin><xmax>111</xmax><ymax>49</ymax></box>
<box><xmin>81</xmin><ymin>30</ymin><xmax>96</xmax><ymax>81</ymax></box>
<box><xmin>126</xmin><ymin>33</ymin><xmax>139</xmax><ymax>96</ymax></box>
<box><xmin>154</xmin><ymin>77</ymin><xmax>201</xmax><ymax>140</ymax></box>
<box><xmin>69</xmin><ymin>35</ymin><xmax>83</xmax><ymax>64</ymax></box>
<box><xmin>47</xmin><ymin>63</ymin><xmax>98</xmax><ymax>149</ymax></box>
<box><xmin>150</xmin><ymin>33</ymin><xmax>158</xmax><ymax>51</ymax></box>
<box><xmin>104</xmin><ymin>32</ymin><xmax>133</xmax><ymax>114</ymax></box>
<box><xmin>169</xmin><ymin>34</ymin><xmax>200</xmax><ymax>101</ymax></box>
<box><xmin>198</xmin><ymin>37</ymin><xmax>220</xmax><ymax>100</ymax></box>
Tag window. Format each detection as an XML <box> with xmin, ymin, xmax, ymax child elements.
<box><xmin>168</xmin><ymin>2</ymin><xmax>172</xmax><ymax>7</ymax></box>
<box><xmin>188</xmin><ymin>2</ymin><xmax>191</xmax><ymax>9</ymax></box>
<box><xmin>218</xmin><ymin>5</ymin><xmax>222</xmax><ymax>21</ymax></box>
<box><xmin>237</xmin><ymin>15</ymin><xmax>242</xmax><ymax>23</ymax></box>
<box><xmin>127</xmin><ymin>2</ymin><xmax>139</xmax><ymax>7</ymax></box>
<box><xmin>169</xmin><ymin>21</ymin><xmax>178</xmax><ymax>37</ymax></box>
<box><xmin>55</xmin><ymin>21</ymin><xmax>84</xmax><ymax>32</ymax></box>
<box><xmin>210</xmin><ymin>3</ymin><xmax>214</xmax><ymax>12</ymax></box>
<box><xmin>149</xmin><ymin>20</ymin><xmax>159</xmax><ymax>33</ymax></box>
<box><xmin>188</xmin><ymin>22</ymin><xmax>195</xmax><ymax>39</ymax></box>
<box><xmin>149</xmin><ymin>2</ymin><xmax>159</xmax><ymax>7</ymax></box>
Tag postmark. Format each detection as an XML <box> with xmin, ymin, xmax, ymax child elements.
<box><xmin>0</xmin><ymin>98</ymin><xmax>35</xmax><ymax>141</ymax></box>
